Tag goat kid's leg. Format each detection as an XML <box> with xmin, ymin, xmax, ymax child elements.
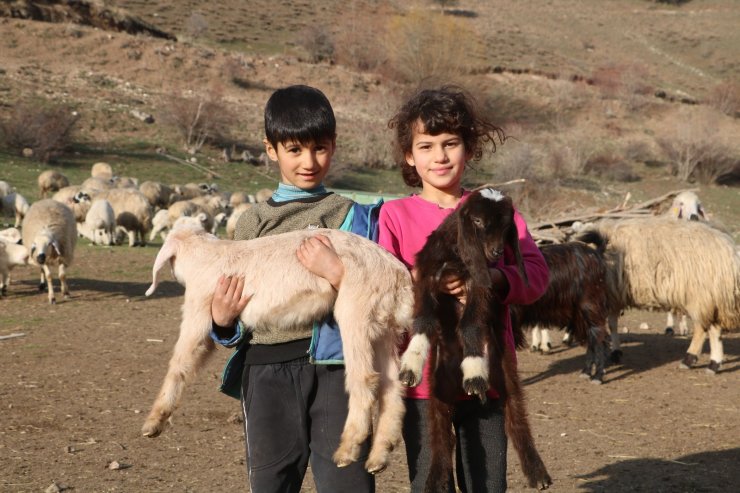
<box><xmin>332</xmin><ymin>309</ymin><xmax>379</xmax><ymax>468</ymax></box>
<box><xmin>459</xmin><ymin>299</ymin><xmax>489</xmax><ymax>401</ymax></box>
<box><xmin>706</xmin><ymin>325</ymin><xmax>723</xmax><ymax>374</ymax></box>
<box><xmin>680</xmin><ymin>328</ymin><xmax>707</xmax><ymax>370</ymax></box>
<box><xmin>399</xmin><ymin>330</ymin><xmax>433</xmax><ymax>388</ymax></box>
<box><xmin>364</xmin><ymin>335</ymin><xmax>405</xmax><ymax>474</ymax></box>
<box><xmin>142</xmin><ymin>306</ymin><xmax>215</xmax><ymax>437</ymax></box>
<box><xmin>607</xmin><ymin>312</ymin><xmax>623</xmax><ymax>364</ymax></box>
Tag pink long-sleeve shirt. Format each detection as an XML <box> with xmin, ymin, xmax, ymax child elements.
<box><xmin>378</xmin><ymin>192</ymin><xmax>549</xmax><ymax>399</ymax></box>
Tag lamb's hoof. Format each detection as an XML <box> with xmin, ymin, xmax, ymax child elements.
<box><xmin>399</xmin><ymin>369</ymin><xmax>420</xmax><ymax>388</ymax></box>
<box><xmin>333</xmin><ymin>444</ymin><xmax>360</xmax><ymax>468</ymax></box>
<box><xmin>463</xmin><ymin>377</ymin><xmax>488</xmax><ymax>403</ymax></box>
<box><xmin>365</xmin><ymin>457</ymin><xmax>388</xmax><ymax>475</ymax></box>
<box><xmin>610</xmin><ymin>349</ymin><xmax>623</xmax><ymax>365</ymax></box>
<box><xmin>665</xmin><ymin>327</ymin><xmax>674</xmax><ymax>336</ymax></box>
<box><xmin>679</xmin><ymin>353</ymin><xmax>698</xmax><ymax>369</ymax></box>
<box><xmin>706</xmin><ymin>360</ymin><xmax>721</xmax><ymax>374</ymax></box>
<box><xmin>141</xmin><ymin>418</ymin><xmax>167</xmax><ymax>438</ymax></box>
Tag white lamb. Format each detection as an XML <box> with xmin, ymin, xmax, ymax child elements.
<box><xmin>1</xmin><ymin>192</ymin><xmax>30</xmax><ymax>228</ymax></box>
<box><xmin>96</xmin><ymin>188</ymin><xmax>153</xmax><ymax>247</ymax></box>
<box><xmin>591</xmin><ymin>216</ymin><xmax>740</xmax><ymax>373</ymax></box>
<box><xmin>0</xmin><ymin>237</ymin><xmax>29</xmax><ymax>296</ymax></box>
<box><xmin>0</xmin><ymin>227</ymin><xmax>22</xmax><ymax>244</ymax></box>
<box><xmin>77</xmin><ymin>199</ymin><xmax>116</xmax><ymax>246</ymax></box>
<box><xmin>21</xmin><ymin>199</ymin><xmax>77</xmax><ymax>304</ymax></box>
<box><xmin>143</xmin><ymin>224</ymin><xmax>412</xmax><ymax>474</ymax></box>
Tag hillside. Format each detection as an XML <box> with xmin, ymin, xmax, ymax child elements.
<box><xmin>0</xmin><ymin>0</ymin><xmax>738</xmax><ymax>232</ymax></box>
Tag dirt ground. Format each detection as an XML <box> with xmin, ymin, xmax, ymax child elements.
<box><xmin>1</xmin><ymin>242</ymin><xmax>738</xmax><ymax>493</ymax></box>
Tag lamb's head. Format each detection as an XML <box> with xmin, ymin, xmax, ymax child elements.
<box><xmin>145</xmin><ymin>222</ymin><xmax>214</xmax><ymax>296</ymax></box>
<box><xmin>457</xmin><ymin>188</ymin><xmax>528</xmax><ymax>286</ymax></box>
<box><xmin>669</xmin><ymin>191</ymin><xmax>705</xmax><ymax>222</ymax></box>
<box><xmin>28</xmin><ymin>227</ymin><xmax>61</xmax><ymax>265</ymax></box>
<box><xmin>0</xmin><ymin>240</ymin><xmax>29</xmax><ymax>266</ymax></box>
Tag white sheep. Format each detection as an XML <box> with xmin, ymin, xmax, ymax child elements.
<box><xmin>225</xmin><ymin>203</ymin><xmax>251</xmax><ymax>240</ymax></box>
<box><xmin>113</xmin><ymin>176</ymin><xmax>139</xmax><ymax>189</ymax></box>
<box><xmin>139</xmin><ymin>181</ymin><xmax>176</xmax><ymax>210</ymax></box>
<box><xmin>1</xmin><ymin>192</ymin><xmax>30</xmax><ymax>228</ymax></box>
<box><xmin>96</xmin><ymin>188</ymin><xmax>153</xmax><ymax>247</ymax></box>
<box><xmin>81</xmin><ymin>177</ymin><xmax>114</xmax><ymax>195</ymax></box>
<box><xmin>77</xmin><ymin>199</ymin><xmax>116</xmax><ymax>246</ymax></box>
<box><xmin>37</xmin><ymin>170</ymin><xmax>70</xmax><ymax>198</ymax></box>
<box><xmin>91</xmin><ymin>162</ymin><xmax>114</xmax><ymax>180</ymax></box>
<box><xmin>591</xmin><ymin>217</ymin><xmax>740</xmax><ymax>373</ymax></box>
<box><xmin>0</xmin><ymin>237</ymin><xmax>29</xmax><ymax>296</ymax></box>
<box><xmin>21</xmin><ymin>199</ymin><xmax>77</xmax><ymax>304</ymax></box>
<box><xmin>143</xmin><ymin>224</ymin><xmax>412</xmax><ymax>474</ymax></box>
<box><xmin>51</xmin><ymin>185</ymin><xmax>82</xmax><ymax>205</ymax></box>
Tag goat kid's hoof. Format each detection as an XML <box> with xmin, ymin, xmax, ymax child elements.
<box><xmin>679</xmin><ymin>353</ymin><xmax>698</xmax><ymax>370</ymax></box>
<box><xmin>398</xmin><ymin>369</ymin><xmax>420</xmax><ymax>388</ymax></box>
<box><xmin>463</xmin><ymin>377</ymin><xmax>488</xmax><ymax>402</ymax></box>
<box><xmin>706</xmin><ymin>360</ymin><xmax>721</xmax><ymax>374</ymax></box>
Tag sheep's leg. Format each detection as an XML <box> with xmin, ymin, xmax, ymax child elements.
<box><xmin>364</xmin><ymin>334</ymin><xmax>405</xmax><ymax>475</ymax></box>
<box><xmin>680</xmin><ymin>327</ymin><xmax>707</xmax><ymax>369</ymax></box>
<box><xmin>678</xmin><ymin>315</ymin><xmax>690</xmax><ymax>337</ymax></box>
<box><xmin>706</xmin><ymin>325</ymin><xmax>723</xmax><ymax>374</ymax></box>
<box><xmin>38</xmin><ymin>269</ymin><xmax>47</xmax><ymax>291</ymax></box>
<box><xmin>58</xmin><ymin>263</ymin><xmax>71</xmax><ymax>299</ymax></box>
<box><xmin>142</xmin><ymin>302</ymin><xmax>215</xmax><ymax>437</ymax></box>
<box><xmin>607</xmin><ymin>312</ymin><xmax>623</xmax><ymax>364</ymax></box>
<box><xmin>665</xmin><ymin>310</ymin><xmax>676</xmax><ymax>335</ymax></box>
<box><xmin>41</xmin><ymin>264</ymin><xmax>55</xmax><ymax>304</ymax></box>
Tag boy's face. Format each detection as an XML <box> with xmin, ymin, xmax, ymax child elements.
<box><xmin>265</xmin><ymin>138</ymin><xmax>335</xmax><ymax>190</ymax></box>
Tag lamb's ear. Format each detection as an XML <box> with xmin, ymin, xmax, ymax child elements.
<box><xmin>506</xmin><ymin>215</ymin><xmax>529</xmax><ymax>287</ymax></box>
<box><xmin>145</xmin><ymin>239</ymin><xmax>178</xmax><ymax>296</ymax></box>
<box><xmin>457</xmin><ymin>207</ymin><xmax>492</xmax><ymax>288</ymax></box>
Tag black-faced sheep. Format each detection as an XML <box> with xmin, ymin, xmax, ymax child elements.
<box><xmin>399</xmin><ymin>188</ymin><xmax>551</xmax><ymax>491</ymax></box>
<box><xmin>21</xmin><ymin>199</ymin><xmax>77</xmax><ymax>304</ymax></box>
<box><xmin>590</xmin><ymin>217</ymin><xmax>740</xmax><ymax>373</ymax></box>
<box><xmin>510</xmin><ymin>231</ymin><xmax>611</xmax><ymax>383</ymax></box>
<box><xmin>37</xmin><ymin>170</ymin><xmax>70</xmax><ymax>198</ymax></box>
<box><xmin>143</xmin><ymin>224</ymin><xmax>412</xmax><ymax>474</ymax></box>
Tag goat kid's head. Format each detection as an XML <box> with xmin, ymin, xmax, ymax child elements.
<box><xmin>145</xmin><ymin>222</ymin><xmax>213</xmax><ymax>296</ymax></box>
<box><xmin>457</xmin><ymin>188</ymin><xmax>528</xmax><ymax>287</ymax></box>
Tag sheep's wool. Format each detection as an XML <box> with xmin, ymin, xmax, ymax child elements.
<box><xmin>480</xmin><ymin>188</ymin><xmax>504</xmax><ymax>202</ymax></box>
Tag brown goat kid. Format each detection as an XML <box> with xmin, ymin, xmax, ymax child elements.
<box><xmin>399</xmin><ymin>188</ymin><xmax>551</xmax><ymax>492</ymax></box>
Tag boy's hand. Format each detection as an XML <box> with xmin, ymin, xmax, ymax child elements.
<box><xmin>212</xmin><ymin>275</ymin><xmax>252</xmax><ymax>327</ymax></box>
<box><xmin>297</xmin><ymin>234</ymin><xmax>344</xmax><ymax>290</ymax></box>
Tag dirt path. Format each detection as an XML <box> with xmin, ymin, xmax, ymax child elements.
<box><xmin>1</xmin><ymin>243</ymin><xmax>738</xmax><ymax>492</ymax></box>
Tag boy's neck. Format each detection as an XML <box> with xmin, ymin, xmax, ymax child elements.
<box><xmin>272</xmin><ymin>182</ymin><xmax>328</xmax><ymax>203</ymax></box>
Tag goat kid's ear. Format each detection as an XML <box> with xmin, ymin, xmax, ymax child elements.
<box><xmin>145</xmin><ymin>239</ymin><xmax>178</xmax><ymax>296</ymax></box>
<box><xmin>456</xmin><ymin>208</ymin><xmax>492</xmax><ymax>288</ymax></box>
<box><xmin>506</xmin><ymin>222</ymin><xmax>529</xmax><ymax>287</ymax></box>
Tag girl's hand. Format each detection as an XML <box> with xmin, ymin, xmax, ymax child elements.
<box><xmin>440</xmin><ymin>273</ymin><xmax>467</xmax><ymax>305</ymax></box>
<box><xmin>211</xmin><ymin>275</ymin><xmax>252</xmax><ymax>327</ymax></box>
<box><xmin>297</xmin><ymin>234</ymin><xmax>345</xmax><ymax>290</ymax></box>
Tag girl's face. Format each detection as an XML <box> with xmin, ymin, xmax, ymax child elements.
<box><xmin>405</xmin><ymin>123</ymin><xmax>470</xmax><ymax>196</ymax></box>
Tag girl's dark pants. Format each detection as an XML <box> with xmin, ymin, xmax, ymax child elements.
<box><xmin>241</xmin><ymin>356</ymin><xmax>375</xmax><ymax>493</ymax></box>
<box><xmin>403</xmin><ymin>397</ymin><xmax>508</xmax><ymax>493</ymax></box>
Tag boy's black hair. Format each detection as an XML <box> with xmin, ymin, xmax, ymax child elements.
<box><xmin>264</xmin><ymin>85</ymin><xmax>336</xmax><ymax>148</ymax></box>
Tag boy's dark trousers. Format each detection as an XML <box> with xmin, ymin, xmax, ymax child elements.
<box><xmin>241</xmin><ymin>356</ymin><xmax>375</xmax><ymax>493</ymax></box>
<box><xmin>403</xmin><ymin>397</ymin><xmax>508</xmax><ymax>493</ymax></box>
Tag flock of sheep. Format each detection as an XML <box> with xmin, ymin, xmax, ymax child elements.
<box><xmin>0</xmin><ymin>162</ymin><xmax>272</xmax><ymax>303</ymax></box>
<box><xmin>1</xmin><ymin>165</ymin><xmax>738</xmax><ymax>378</ymax></box>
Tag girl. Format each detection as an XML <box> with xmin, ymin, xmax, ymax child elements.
<box><xmin>378</xmin><ymin>86</ymin><xmax>549</xmax><ymax>492</ymax></box>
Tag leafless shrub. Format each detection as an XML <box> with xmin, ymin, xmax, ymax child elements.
<box><xmin>584</xmin><ymin>151</ymin><xmax>640</xmax><ymax>182</ymax></box>
<box><xmin>333</xmin><ymin>9</ymin><xmax>390</xmax><ymax>73</ymax></box>
<box><xmin>657</xmin><ymin>108</ymin><xmax>739</xmax><ymax>183</ymax></box>
<box><xmin>185</xmin><ymin>13</ymin><xmax>208</xmax><ymax>40</ymax></box>
<box><xmin>0</xmin><ymin>100</ymin><xmax>79</xmax><ymax>162</ymax></box>
<box><xmin>298</xmin><ymin>26</ymin><xmax>335</xmax><ymax>63</ymax></box>
<box><xmin>623</xmin><ymin>139</ymin><xmax>658</xmax><ymax>164</ymax></box>
<box><xmin>221</xmin><ymin>57</ymin><xmax>252</xmax><ymax>89</ymax></box>
<box><xmin>382</xmin><ymin>9</ymin><xmax>479</xmax><ymax>83</ymax></box>
<box><xmin>159</xmin><ymin>88</ymin><xmax>237</xmax><ymax>154</ymax></box>
<box><xmin>592</xmin><ymin>63</ymin><xmax>652</xmax><ymax>110</ymax></box>
<box><xmin>708</xmin><ymin>80</ymin><xmax>740</xmax><ymax>117</ymax></box>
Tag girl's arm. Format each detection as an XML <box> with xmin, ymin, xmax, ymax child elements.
<box><xmin>498</xmin><ymin>210</ymin><xmax>549</xmax><ymax>306</ymax></box>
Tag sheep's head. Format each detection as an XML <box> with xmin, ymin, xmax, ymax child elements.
<box><xmin>457</xmin><ymin>188</ymin><xmax>528</xmax><ymax>286</ymax></box>
<box><xmin>29</xmin><ymin>228</ymin><xmax>61</xmax><ymax>265</ymax></box>
<box><xmin>670</xmin><ymin>191</ymin><xmax>705</xmax><ymax>222</ymax></box>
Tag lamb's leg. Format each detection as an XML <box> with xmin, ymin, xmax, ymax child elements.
<box><xmin>142</xmin><ymin>301</ymin><xmax>215</xmax><ymax>437</ymax></box>
<box><xmin>706</xmin><ymin>325</ymin><xmax>723</xmax><ymax>374</ymax></box>
<box><xmin>42</xmin><ymin>264</ymin><xmax>55</xmax><ymax>304</ymax></box>
<box><xmin>680</xmin><ymin>327</ymin><xmax>707</xmax><ymax>369</ymax></box>
<box><xmin>364</xmin><ymin>333</ymin><xmax>405</xmax><ymax>474</ymax></box>
<box><xmin>332</xmin><ymin>304</ymin><xmax>380</xmax><ymax>468</ymax></box>
<box><xmin>58</xmin><ymin>263</ymin><xmax>71</xmax><ymax>299</ymax></box>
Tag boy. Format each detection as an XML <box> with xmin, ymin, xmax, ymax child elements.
<box><xmin>209</xmin><ymin>85</ymin><xmax>378</xmax><ymax>493</ymax></box>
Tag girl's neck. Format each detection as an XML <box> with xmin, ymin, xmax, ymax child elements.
<box><xmin>418</xmin><ymin>187</ymin><xmax>464</xmax><ymax>209</ymax></box>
